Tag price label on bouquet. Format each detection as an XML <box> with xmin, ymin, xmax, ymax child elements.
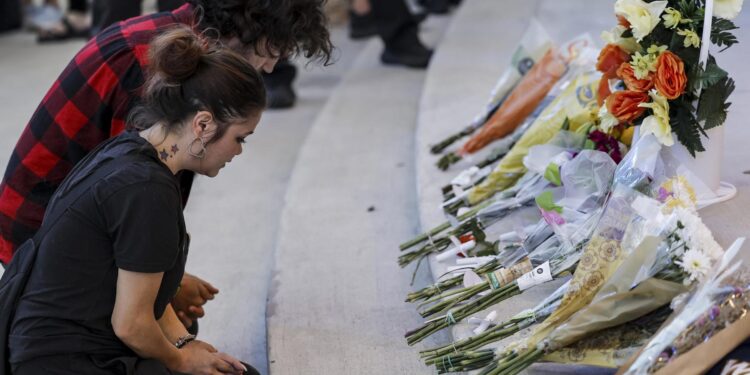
<box><xmin>516</xmin><ymin>261</ymin><xmax>553</xmax><ymax>291</ymax></box>
<box><xmin>485</xmin><ymin>259</ymin><xmax>533</xmax><ymax>289</ymax></box>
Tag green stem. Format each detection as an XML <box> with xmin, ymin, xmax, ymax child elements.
<box><xmin>398</xmin><ymin>201</ymin><xmax>492</xmax><ymax>251</ymax></box>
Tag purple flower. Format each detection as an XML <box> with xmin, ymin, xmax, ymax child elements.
<box><xmin>658</xmin><ymin>187</ymin><xmax>673</xmax><ymax>202</ymax></box>
<box><xmin>541</xmin><ymin>209</ymin><xmax>565</xmax><ymax>226</ymax></box>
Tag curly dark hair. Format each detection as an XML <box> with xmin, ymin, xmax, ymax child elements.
<box><xmin>186</xmin><ymin>0</ymin><xmax>333</xmax><ymax>64</ymax></box>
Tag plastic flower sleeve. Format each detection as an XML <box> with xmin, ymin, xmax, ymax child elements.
<box><xmin>613</xmin><ymin>134</ymin><xmax>663</xmax><ymax>191</ymax></box>
<box><xmin>430</xmin><ymin>19</ymin><xmax>552</xmax><ymax>155</ymax></box>
<box><xmin>622</xmin><ymin>238</ymin><xmax>747</xmax><ymax>375</ymax></box>
<box><xmin>468</xmin><ymin>70</ymin><xmax>600</xmax><ymax>205</ymax></box>
<box><xmin>543</xmin><ymin>236</ymin><xmax>687</xmax><ymax>353</ymax></box>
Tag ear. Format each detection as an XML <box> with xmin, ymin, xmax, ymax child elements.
<box><xmin>191</xmin><ymin>111</ymin><xmax>218</xmax><ymax>140</ymax></box>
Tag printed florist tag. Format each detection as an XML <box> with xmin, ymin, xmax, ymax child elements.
<box><xmin>516</xmin><ymin>261</ymin><xmax>553</xmax><ymax>291</ymax></box>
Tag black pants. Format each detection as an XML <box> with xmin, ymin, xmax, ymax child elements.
<box><xmin>12</xmin><ymin>353</ymin><xmax>261</xmax><ymax>375</ymax></box>
<box><xmin>91</xmin><ymin>0</ymin><xmax>185</xmax><ymax>36</ymax></box>
<box><xmin>68</xmin><ymin>0</ymin><xmax>88</xmax><ymax>12</ymax></box>
<box><xmin>370</xmin><ymin>0</ymin><xmax>420</xmax><ymax>48</ymax></box>
<box><xmin>262</xmin><ymin>59</ymin><xmax>297</xmax><ymax>88</ymax></box>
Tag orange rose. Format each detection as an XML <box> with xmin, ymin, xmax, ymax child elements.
<box><xmin>597</xmin><ymin>44</ymin><xmax>630</xmax><ymax>79</ymax></box>
<box><xmin>616</xmin><ymin>62</ymin><xmax>654</xmax><ymax>92</ymax></box>
<box><xmin>606</xmin><ymin>90</ymin><xmax>649</xmax><ymax>123</ymax></box>
<box><xmin>654</xmin><ymin>51</ymin><xmax>687</xmax><ymax>100</ymax></box>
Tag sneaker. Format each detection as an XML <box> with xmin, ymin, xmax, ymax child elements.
<box><xmin>24</xmin><ymin>4</ymin><xmax>63</xmax><ymax>31</ymax></box>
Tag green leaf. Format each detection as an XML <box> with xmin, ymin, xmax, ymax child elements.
<box><xmin>671</xmin><ymin>100</ymin><xmax>705</xmax><ymax>156</ymax></box>
<box><xmin>621</xmin><ymin>29</ymin><xmax>633</xmax><ymax>38</ymax></box>
<box><xmin>711</xmin><ymin>17</ymin><xmax>739</xmax><ymax>50</ymax></box>
<box><xmin>535</xmin><ymin>191</ymin><xmax>562</xmax><ymax>214</ymax></box>
<box><xmin>561</xmin><ymin>117</ymin><xmax>570</xmax><ymax>131</ymax></box>
<box><xmin>687</xmin><ymin>58</ymin><xmax>728</xmax><ymax>93</ymax></box>
<box><xmin>544</xmin><ymin>163</ymin><xmax>562</xmax><ymax>186</ymax></box>
<box><xmin>698</xmin><ymin>77</ymin><xmax>735</xmax><ymax>129</ymax></box>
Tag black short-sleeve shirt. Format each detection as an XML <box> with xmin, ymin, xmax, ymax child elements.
<box><xmin>8</xmin><ymin>131</ymin><xmax>187</xmax><ymax>364</ymax></box>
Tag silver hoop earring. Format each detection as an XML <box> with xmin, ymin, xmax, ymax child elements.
<box><xmin>188</xmin><ymin>138</ymin><xmax>206</xmax><ymax>159</ymax></box>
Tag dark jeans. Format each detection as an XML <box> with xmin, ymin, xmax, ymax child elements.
<box><xmin>12</xmin><ymin>354</ymin><xmax>261</xmax><ymax>375</ymax></box>
<box><xmin>370</xmin><ymin>0</ymin><xmax>421</xmax><ymax>48</ymax></box>
<box><xmin>262</xmin><ymin>59</ymin><xmax>297</xmax><ymax>88</ymax></box>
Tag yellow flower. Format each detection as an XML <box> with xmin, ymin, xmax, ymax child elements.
<box><xmin>600</xmin><ymin>25</ymin><xmax>641</xmax><ymax>54</ymax></box>
<box><xmin>660</xmin><ymin>176</ymin><xmax>697</xmax><ymax>213</ymax></box>
<box><xmin>662</xmin><ymin>8</ymin><xmax>688</xmax><ymax>29</ymax></box>
<box><xmin>714</xmin><ymin>0</ymin><xmax>744</xmax><ymax>20</ymax></box>
<box><xmin>629</xmin><ymin>45</ymin><xmax>666</xmax><ymax>80</ymax></box>
<box><xmin>677</xmin><ymin>28</ymin><xmax>701</xmax><ymax>48</ymax></box>
<box><xmin>646</xmin><ymin>44</ymin><xmax>668</xmax><ymax>55</ymax></box>
<box><xmin>615</xmin><ymin>0</ymin><xmax>669</xmax><ymax>41</ymax></box>
<box><xmin>638</xmin><ymin>90</ymin><xmax>673</xmax><ymax>146</ymax></box>
<box><xmin>630</xmin><ymin>51</ymin><xmax>657</xmax><ymax>79</ymax></box>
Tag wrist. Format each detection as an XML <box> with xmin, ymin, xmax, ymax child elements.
<box><xmin>165</xmin><ymin>346</ymin><xmax>187</xmax><ymax>371</ymax></box>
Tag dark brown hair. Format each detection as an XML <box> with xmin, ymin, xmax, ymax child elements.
<box><xmin>186</xmin><ymin>0</ymin><xmax>333</xmax><ymax>64</ymax></box>
<box><xmin>128</xmin><ymin>26</ymin><xmax>266</xmax><ymax>143</ymax></box>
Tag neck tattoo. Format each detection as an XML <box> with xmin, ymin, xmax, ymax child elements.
<box><xmin>159</xmin><ymin>144</ymin><xmax>180</xmax><ymax>161</ymax></box>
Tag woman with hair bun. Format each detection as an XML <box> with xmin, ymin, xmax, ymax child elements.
<box><xmin>0</xmin><ymin>0</ymin><xmax>333</xmax><ymax>333</ymax></box>
<box><xmin>6</xmin><ymin>26</ymin><xmax>265</xmax><ymax>375</ymax></box>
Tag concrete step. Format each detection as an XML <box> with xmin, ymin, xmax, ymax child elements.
<box><xmin>266</xmin><ymin>16</ymin><xmax>452</xmax><ymax>374</ymax></box>
<box><xmin>182</xmin><ymin>26</ymin><xmax>366</xmax><ymax>375</ymax></box>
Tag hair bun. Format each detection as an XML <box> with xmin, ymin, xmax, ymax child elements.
<box><xmin>149</xmin><ymin>26</ymin><xmax>208</xmax><ymax>83</ymax></box>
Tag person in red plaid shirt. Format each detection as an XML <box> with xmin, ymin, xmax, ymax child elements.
<box><xmin>0</xmin><ymin>0</ymin><xmax>332</xmax><ymax>330</ymax></box>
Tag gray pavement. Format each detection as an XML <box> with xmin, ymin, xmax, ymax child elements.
<box><xmin>266</xmin><ymin>16</ymin><xmax>452</xmax><ymax>374</ymax></box>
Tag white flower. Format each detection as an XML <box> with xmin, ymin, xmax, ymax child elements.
<box><xmin>615</xmin><ymin>0</ymin><xmax>669</xmax><ymax>41</ymax></box>
<box><xmin>714</xmin><ymin>0</ymin><xmax>744</xmax><ymax>20</ymax></box>
<box><xmin>638</xmin><ymin>90</ymin><xmax>673</xmax><ymax>146</ymax></box>
<box><xmin>673</xmin><ymin>207</ymin><xmax>724</xmax><ymax>261</ymax></box>
<box><xmin>676</xmin><ymin>248</ymin><xmax>713</xmax><ymax>283</ymax></box>
<box><xmin>601</xmin><ymin>25</ymin><xmax>641</xmax><ymax>53</ymax></box>
<box><xmin>598</xmin><ymin>102</ymin><xmax>620</xmax><ymax>133</ymax></box>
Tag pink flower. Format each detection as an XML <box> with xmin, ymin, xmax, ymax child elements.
<box><xmin>541</xmin><ymin>209</ymin><xmax>565</xmax><ymax>226</ymax></box>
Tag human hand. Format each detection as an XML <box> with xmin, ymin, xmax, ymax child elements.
<box><xmin>176</xmin><ymin>345</ymin><xmax>246</xmax><ymax>375</ymax></box>
<box><xmin>183</xmin><ymin>339</ymin><xmax>217</xmax><ymax>353</ymax></box>
<box><xmin>171</xmin><ymin>274</ymin><xmax>219</xmax><ymax>328</ymax></box>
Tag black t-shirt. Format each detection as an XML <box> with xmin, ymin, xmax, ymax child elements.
<box><xmin>8</xmin><ymin>131</ymin><xmax>187</xmax><ymax>364</ymax></box>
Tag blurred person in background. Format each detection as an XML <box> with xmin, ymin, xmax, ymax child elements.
<box><xmin>0</xmin><ymin>0</ymin><xmax>332</xmax><ymax>333</ymax></box>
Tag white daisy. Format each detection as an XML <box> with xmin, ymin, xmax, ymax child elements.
<box><xmin>676</xmin><ymin>248</ymin><xmax>712</xmax><ymax>283</ymax></box>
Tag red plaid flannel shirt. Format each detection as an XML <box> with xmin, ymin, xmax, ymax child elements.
<box><xmin>0</xmin><ymin>4</ymin><xmax>196</xmax><ymax>263</ymax></box>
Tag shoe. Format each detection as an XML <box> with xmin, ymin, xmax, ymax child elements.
<box><xmin>349</xmin><ymin>11</ymin><xmax>378</xmax><ymax>40</ymax></box>
<box><xmin>381</xmin><ymin>27</ymin><xmax>433</xmax><ymax>69</ymax></box>
<box><xmin>266</xmin><ymin>83</ymin><xmax>296</xmax><ymax>109</ymax></box>
<box><xmin>24</xmin><ymin>4</ymin><xmax>63</xmax><ymax>31</ymax></box>
<box><xmin>421</xmin><ymin>0</ymin><xmax>451</xmax><ymax>14</ymax></box>
<box><xmin>381</xmin><ymin>48</ymin><xmax>433</xmax><ymax>68</ymax></box>
<box><xmin>37</xmin><ymin>18</ymin><xmax>90</xmax><ymax>43</ymax></box>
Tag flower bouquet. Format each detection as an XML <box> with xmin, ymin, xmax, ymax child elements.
<box><xmin>429</xmin><ymin>19</ymin><xmax>552</xmax><ymax>155</ymax></box>
<box><xmin>621</xmin><ymin>237</ymin><xmax>747</xmax><ymax>374</ymax></box>
<box><xmin>467</xmin><ymin>68</ymin><xmax>601</xmax><ymax>205</ymax></box>
<box><xmin>475</xmin><ymin>174</ymin><xmax>727</xmax><ymax>375</ymax></box>
<box><xmin>596</xmin><ymin>0</ymin><xmax>740</xmax><ymax>156</ymax></box>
